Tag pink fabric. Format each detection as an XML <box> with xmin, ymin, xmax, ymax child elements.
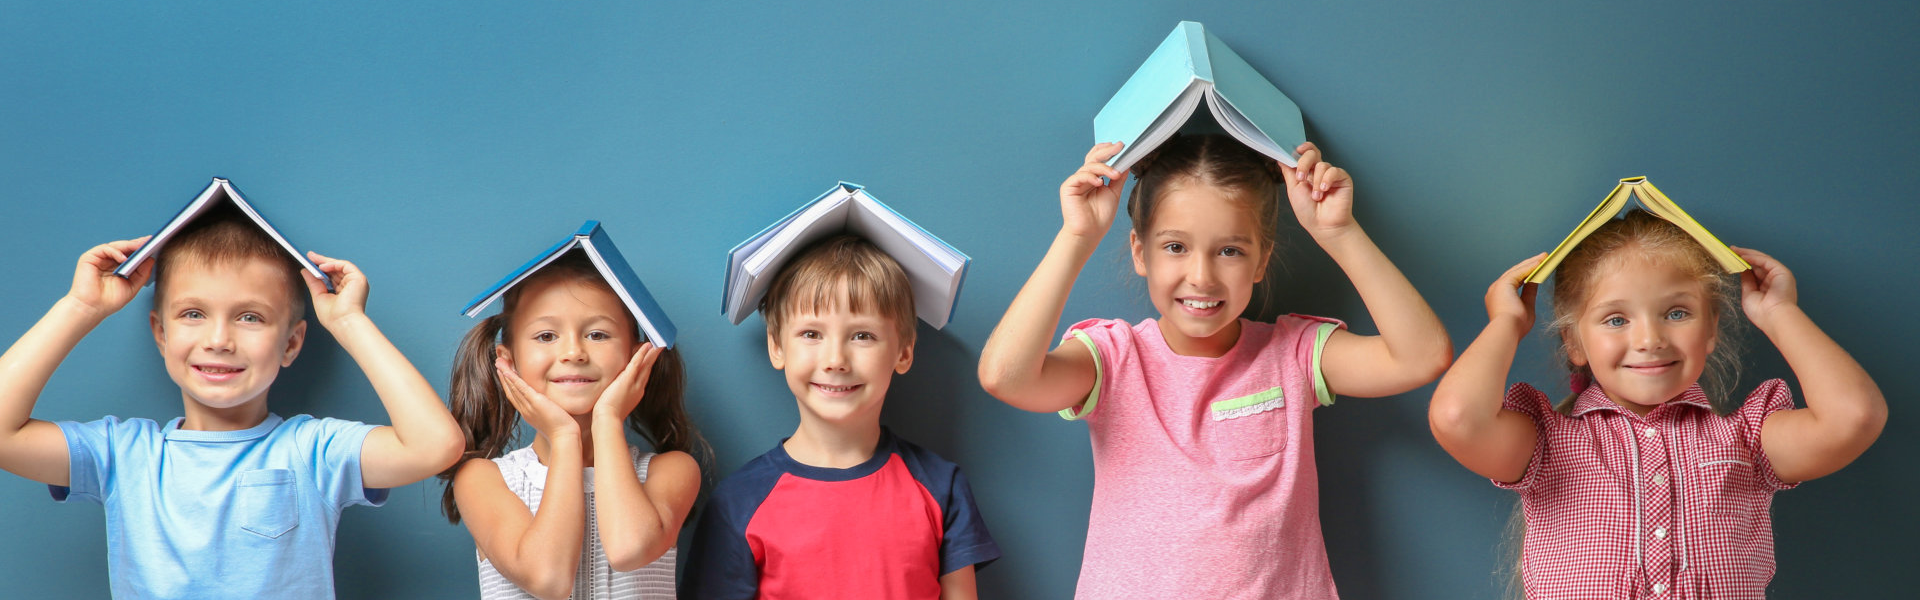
<box><xmin>1062</xmin><ymin>316</ymin><xmax>1343</xmax><ymax>600</ymax></box>
<box><xmin>1497</xmin><ymin>380</ymin><xmax>1798</xmax><ymax>599</ymax></box>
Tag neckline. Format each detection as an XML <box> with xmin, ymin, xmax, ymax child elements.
<box><xmin>1144</xmin><ymin>317</ymin><xmax>1254</xmax><ymax>361</ymax></box>
<box><xmin>769</xmin><ymin>428</ymin><xmax>895</xmax><ymax>482</ymax></box>
<box><xmin>163</xmin><ymin>413</ymin><xmax>283</xmax><ymax>442</ymax></box>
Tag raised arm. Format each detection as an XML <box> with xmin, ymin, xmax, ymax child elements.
<box><xmin>301</xmin><ymin>252</ymin><xmax>463</xmax><ymax>489</ymax></box>
<box><xmin>1734</xmin><ymin>248</ymin><xmax>1886</xmax><ymax>483</ymax></box>
<box><xmin>1428</xmin><ymin>254</ymin><xmax>1547</xmax><ymax>483</ymax></box>
<box><xmin>589</xmin><ymin>344</ymin><xmax>701</xmax><ymax>572</ymax></box>
<box><xmin>451</xmin><ymin>360</ymin><xmax>589</xmax><ymax>600</ymax></box>
<box><xmin>977</xmin><ymin>143</ymin><xmax>1125</xmax><ymax>413</ymax></box>
<box><xmin>0</xmin><ymin>237</ymin><xmax>151</xmax><ymax>485</ymax></box>
<box><xmin>1283</xmin><ymin>143</ymin><xmax>1453</xmax><ymax>397</ymax></box>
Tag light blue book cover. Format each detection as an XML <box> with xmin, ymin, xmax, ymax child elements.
<box><xmin>1093</xmin><ymin>21</ymin><xmax>1306</xmax><ymax>171</ymax></box>
<box><xmin>114</xmin><ymin>177</ymin><xmax>334</xmax><ymax>292</ymax></box>
<box><xmin>464</xmin><ymin>220</ymin><xmax>677</xmax><ymax>349</ymax></box>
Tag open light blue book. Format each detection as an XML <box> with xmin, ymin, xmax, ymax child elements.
<box><xmin>722</xmin><ymin>182</ymin><xmax>969</xmax><ymax>329</ymax></box>
<box><xmin>1095</xmin><ymin>21</ymin><xmax>1307</xmax><ymax>173</ymax></box>
<box><xmin>463</xmin><ymin>221</ymin><xmax>677</xmax><ymax>349</ymax></box>
<box><xmin>115</xmin><ymin>177</ymin><xmax>332</xmax><ymax>292</ymax></box>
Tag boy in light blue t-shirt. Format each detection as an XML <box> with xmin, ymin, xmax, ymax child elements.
<box><xmin>0</xmin><ymin>210</ymin><xmax>464</xmax><ymax>599</ymax></box>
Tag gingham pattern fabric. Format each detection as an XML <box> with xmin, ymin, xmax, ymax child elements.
<box><xmin>1496</xmin><ymin>380</ymin><xmax>1798</xmax><ymax>599</ymax></box>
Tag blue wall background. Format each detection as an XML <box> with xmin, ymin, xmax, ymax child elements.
<box><xmin>2</xmin><ymin>1</ymin><xmax>1914</xmax><ymax>597</ymax></box>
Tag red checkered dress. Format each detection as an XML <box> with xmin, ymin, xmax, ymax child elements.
<box><xmin>1496</xmin><ymin>379</ymin><xmax>1798</xmax><ymax>599</ymax></box>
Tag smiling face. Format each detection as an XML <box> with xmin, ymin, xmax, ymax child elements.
<box><xmin>767</xmin><ymin>290</ymin><xmax>914</xmax><ymax>428</ymax></box>
<box><xmin>497</xmin><ymin>276</ymin><xmax>639</xmax><ymax>416</ymax></box>
<box><xmin>1566</xmin><ymin>254</ymin><xmax>1719</xmax><ymax>414</ymax></box>
<box><xmin>1129</xmin><ymin>181</ymin><xmax>1271</xmax><ymax>357</ymax></box>
<box><xmin>150</xmin><ymin>256</ymin><xmax>307</xmax><ymax>412</ymax></box>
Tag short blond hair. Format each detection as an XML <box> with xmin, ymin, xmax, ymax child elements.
<box><xmin>760</xmin><ymin>234</ymin><xmax>916</xmax><ymax>344</ymax></box>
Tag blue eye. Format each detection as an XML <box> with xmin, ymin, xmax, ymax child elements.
<box><xmin>182</xmin><ymin>309</ymin><xmax>205</xmax><ymax>320</ymax></box>
<box><xmin>1666</xmin><ymin>309</ymin><xmax>1690</xmax><ymax>320</ymax></box>
<box><xmin>1604</xmin><ymin>316</ymin><xmax>1627</xmax><ymax>327</ymax></box>
<box><xmin>239</xmin><ymin>313</ymin><xmax>262</xmax><ymax>324</ymax></box>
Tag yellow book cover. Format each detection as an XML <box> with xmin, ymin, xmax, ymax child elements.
<box><xmin>1524</xmin><ymin>177</ymin><xmax>1750</xmax><ymax>283</ymax></box>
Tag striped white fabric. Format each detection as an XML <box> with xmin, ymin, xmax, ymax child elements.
<box><xmin>477</xmin><ymin>446</ymin><xmax>678</xmax><ymax>599</ymax></box>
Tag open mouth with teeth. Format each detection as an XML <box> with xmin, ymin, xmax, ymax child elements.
<box><xmin>1179</xmin><ymin>299</ymin><xmax>1223</xmax><ymax>310</ymax></box>
<box><xmin>193</xmin><ymin>365</ymin><xmax>244</xmax><ymax>381</ymax></box>
<box><xmin>812</xmin><ymin>383</ymin><xmax>863</xmax><ymax>394</ymax></box>
<box><xmin>549</xmin><ymin>376</ymin><xmax>599</xmax><ymax>385</ymax></box>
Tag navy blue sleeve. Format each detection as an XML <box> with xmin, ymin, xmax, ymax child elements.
<box><xmin>895</xmin><ymin>438</ymin><xmax>1001</xmax><ymax>575</ymax></box>
<box><xmin>936</xmin><ymin>464</ymin><xmax>1000</xmax><ymax>574</ymax></box>
<box><xmin>680</xmin><ymin>453</ymin><xmax>785</xmax><ymax>600</ymax></box>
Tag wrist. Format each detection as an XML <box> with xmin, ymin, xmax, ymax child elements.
<box><xmin>55</xmin><ymin>295</ymin><xmax>112</xmax><ymax>325</ymax></box>
<box><xmin>1308</xmin><ymin>222</ymin><xmax>1367</xmax><ymax>251</ymax></box>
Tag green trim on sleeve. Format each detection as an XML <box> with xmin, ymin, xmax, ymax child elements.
<box><xmin>1312</xmin><ymin>322</ymin><xmax>1339</xmax><ymax>406</ymax></box>
<box><xmin>1057</xmin><ymin>329</ymin><xmax>1103</xmax><ymax>421</ymax></box>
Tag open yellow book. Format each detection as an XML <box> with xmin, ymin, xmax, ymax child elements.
<box><xmin>1524</xmin><ymin>176</ymin><xmax>1750</xmax><ymax>283</ymax></box>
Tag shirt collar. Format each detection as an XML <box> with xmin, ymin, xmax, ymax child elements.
<box><xmin>162</xmin><ymin>413</ymin><xmax>283</xmax><ymax>442</ymax></box>
<box><xmin>1568</xmin><ymin>383</ymin><xmax>1713</xmax><ymax>418</ymax></box>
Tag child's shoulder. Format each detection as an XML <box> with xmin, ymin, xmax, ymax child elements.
<box><xmin>707</xmin><ymin>443</ymin><xmax>792</xmax><ymax>507</ymax></box>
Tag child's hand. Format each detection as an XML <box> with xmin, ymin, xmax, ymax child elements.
<box><xmin>1733</xmin><ymin>247</ymin><xmax>1799</xmax><ymax>331</ymax></box>
<box><xmin>592</xmin><ymin>342</ymin><xmax>663</xmax><ymax>425</ymax></box>
<box><xmin>303</xmin><ymin>251</ymin><xmax>366</xmax><ymax>328</ymax></box>
<box><xmin>1486</xmin><ymin>253</ymin><xmax>1547</xmax><ymax>331</ymax></box>
<box><xmin>1059</xmin><ymin>142</ymin><xmax>1129</xmax><ymax>239</ymax></box>
<box><xmin>1281</xmin><ymin>142</ymin><xmax>1357</xmax><ymax>238</ymax></box>
<box><xmin>495</xmin><ymin>357</ymin><xmax>582</xmax><ymax>439</ymax></box>
<box><xmin>66</xmin><ymin>236</ymin><xmax>153</xmax><ymax>317</ymax></box>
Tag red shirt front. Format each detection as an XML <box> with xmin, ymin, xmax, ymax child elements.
<box><xmin>1498</xmin><ymin>380</ymin><xmax>1798</xmax><ymax>599</ymax></box>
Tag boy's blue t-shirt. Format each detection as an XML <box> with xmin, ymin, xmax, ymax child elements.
<box><xmin>53</xmin><ymin>413</ymin><xmax>385</xmax><ymax>599</ymax></box>
<box><xmin>680</xmin><ymin>428</ymin><xmax>999</xmax><ymax>600</ymax></box>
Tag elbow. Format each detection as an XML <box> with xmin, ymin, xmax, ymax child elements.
<box><xmin>1414</xmin><ymin>339</ymin><xmax>1456</xmax><ymax>384</ymax></box>
<box><xmin>605</xmin><ymin>545</ymin><xmax>660</xmax><ymax>574</ymax></box>
<box><xmin>518</xmin><ymin>571</ymin><xmax>575</xmax><ymax>600</ymax></box>
<box><xmin>428</xmin><ymin>431</ymin><xmax>467</xmax><ymax>473</ymax></box>
<box><xmin>1427</xmin><ymin>394</ymin><xmax>1475</xmax><ymax>443</ymax></box>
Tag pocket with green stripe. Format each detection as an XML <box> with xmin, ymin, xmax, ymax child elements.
<box><xmin>1205</xmin><ymin>385</ymin><xmax>1288</xmax><ymax>460</ymax></box>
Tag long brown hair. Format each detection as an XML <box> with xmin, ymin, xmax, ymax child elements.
<box><xmin>439</xmin><ymin>251</ymin><xmax>709</xmax><ymax>524</ymax></box>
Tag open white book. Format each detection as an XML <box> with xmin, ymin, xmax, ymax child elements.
<box><xmin>115</xmin><ymin>177</ymin><xmax>332</xmax><ymax>292</ymax></box>
<box><xmin>722</xmin><ymin>182</ymin><xmax>969</xmax><ymax>329</ymax></box>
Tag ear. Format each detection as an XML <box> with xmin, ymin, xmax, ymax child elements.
<box><xmin>495</xmin><ymin>344</ymin><xmax>514</xmax><ymax>368</ymax></box>
<box><xmin>1565</xmin><ymin>338</ymin><xmax>1588</xmax><ymax>369</ymax></box>
<box><xmin>1129</xmin><ymin>229</ymin><xmax>1148</xmax><ymax>277</ymax></box>
<box><xmin>1252</xmin><ymin>246</ymin><xmax>1272</xmax><ymax>284</ymax></box>
<box><xmin>766</xmin><ymin>332</ymin><xmax>785</xmax><ymax>370</ymax></box>
<box><xmin>894</xmin><ymin>338</ymin><xmax>915</xmax><ymax>375</ymax></box>
<box><xmin>280</xmin><ymin>319</ymin><xmax>307</xmax><ymax>367</ymax></box>
<box><xmin>150</xmin><ymin>311</ymin><xmax>165</xmax><ymax>352</ymax></box>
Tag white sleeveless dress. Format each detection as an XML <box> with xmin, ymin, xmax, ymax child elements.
<box><xmin>476</xmin><ymin>446</ymin><xmax>678</xmax><ymax>599</ymax></box>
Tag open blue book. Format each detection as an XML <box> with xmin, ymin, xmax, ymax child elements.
<box><xmin>722</xmin><ymin>182</ymin><xmax>969</xmax><ymax>329</ymax></box>
<box><xmin>115</xmin><ymin>177</ymin><xmax>332</xmax><ymax>292</ymax></box>
<box><xmin>1095</xmin><ymin>21</ymin><xmax>1307</xmax><ymax>173</ymax></box>
<box><xmin>463</xmin><ymin>221</ymin><xmax>677</xmax><ymax>349</ymax></box>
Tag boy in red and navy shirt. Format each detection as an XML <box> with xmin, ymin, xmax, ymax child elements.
<box><xmin>682</xmin><ymin>234</ymin><xmax>998</xmax><ymax>599</ymax></box>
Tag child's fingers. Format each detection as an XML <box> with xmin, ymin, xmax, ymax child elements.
<box><xmin>1294</xmin><ymin>146</ymin><xmax>1322</xmax><ymax>180</ymax></box>
<box><xmin>1279</xmin><ymin>160</ymin><xmax>1299</xmax><ymax>186</ymax></box>
<box><xmin>1085</xmin><ymin>141</ymin><xmax>1125</xmax><ymax>164</ymax></box>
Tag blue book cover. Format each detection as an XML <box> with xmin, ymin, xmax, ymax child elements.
<box><xmin>1093</xmin><ymin>21</ymin><xmax>1306</xmax><ymax>172</ymax></box>
<box><xmin>721</xmin><ymin>182</ymin><xmax>969</xmax><ymax>330</ymax></box>
<box><xmin>463</xmin><ymin>221</ymin><xmax>677</xmax><ymax>349</ymax></box>
<box><xmin>114</xmin><ymin>177</ymin><xmax>333</xmax><ymax>292</ymax></box>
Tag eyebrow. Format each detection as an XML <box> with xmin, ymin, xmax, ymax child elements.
<box><xmin>1151</xmin><ymin>229</ymin><xmax>1255</xmax><ymax>245</ymax></box>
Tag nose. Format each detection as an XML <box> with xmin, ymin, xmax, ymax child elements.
<box><xmin>822</xmin><ymin>341</ymin><xmax>850</xmax><ymax>373</ymax></box>
<box><xmin>203</xmin><ymin>321</ymin><xmax>233</xmax><ymax>353</ymax></box>
<box><xmin>559</xmin><ymin>336</ymin><xmax>588</xmax><ymax>363</ymax></box>
<box><xmin>1632</xmin><ymin>319</ymin><xmax>1668</xmax><ymax>352</ymax></box>
<box><xmin>1185</xmin><ymin>254</ymin><xmax>1218</xmax><ymax>289</ymax></box>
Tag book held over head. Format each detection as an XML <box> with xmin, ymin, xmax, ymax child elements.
<box><xmin>1524</xmin><ymin>176</ymin><xmax>1750</xmax><ymax>284</ymax></box>
<box><xmin>1095</xmin><ymin>21</ymin><xmax>1308</xmax><ymax>173</ymax></box>
<box><xmin>722</xmin><ymin>182</ymin><xmax>969</xmax><ymax>330</ymax></box>
<box><xmin>463</xmin><ymin>220</ymin><xmax>678</xmax><ymax>349</ymax></box>
<box><xmin>115</xmin><ymin>177</ymin><xmax>333</xmax><ymax>292</ymax></box>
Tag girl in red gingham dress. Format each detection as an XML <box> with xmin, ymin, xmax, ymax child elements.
<box><xmin>1428</xmin><ymin>210</ymin><xmax>1886</xmax><ymax>599</ymax></box>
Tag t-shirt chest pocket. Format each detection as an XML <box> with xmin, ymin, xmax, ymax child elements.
<box><xmin>236</xmin><ymin>468</ymin><xmax>298</xmax><ymax>539</ymax></box>
<box><xmin>1204</xmin><ymin>385</ymin><xmax>1289</xmax><ymax>461</ymax></box>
